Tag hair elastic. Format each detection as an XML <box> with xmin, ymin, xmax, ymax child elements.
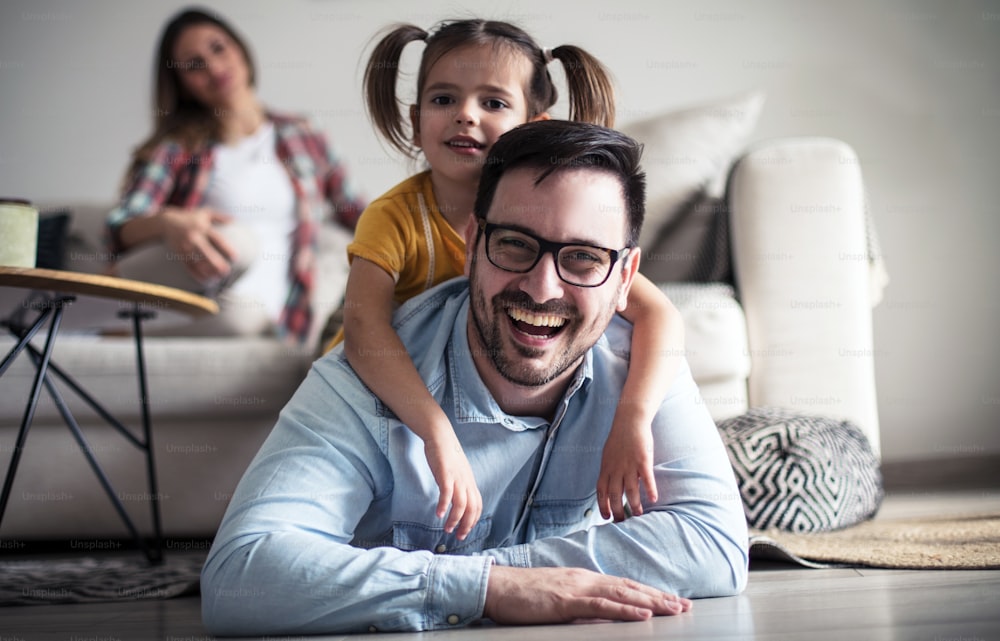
<box><xmin>542</xmin><ymin>47</ymin><xmax>554</xmax><ymax>64</ymax></box>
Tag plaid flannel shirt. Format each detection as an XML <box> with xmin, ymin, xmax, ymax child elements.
<box><xmin>107</xmin><ymin>112</ymin><xmax>364</xmax><ymax>343</ymax></box>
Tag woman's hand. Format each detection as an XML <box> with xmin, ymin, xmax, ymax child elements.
<box><xmin>159</xmin><ymin>206</ymin><xmax>237</xmax><ymax>283</ymax></box>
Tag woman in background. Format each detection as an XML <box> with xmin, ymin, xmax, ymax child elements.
<box><xmin>107</xmin><ymin>7</ymin><xmax>363</xmax><ymax>344</ymax></box>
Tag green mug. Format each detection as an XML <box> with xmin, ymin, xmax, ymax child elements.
<box><xmin>0</xmin><ymin>198</ymin><xmax>38</xmax><ymax>268</ymax></box>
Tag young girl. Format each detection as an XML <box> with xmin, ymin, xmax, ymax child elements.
<box><xmin>331</xmin><ymin>19</ymin><xmax>684</xmax><ymax>539</ymax></box>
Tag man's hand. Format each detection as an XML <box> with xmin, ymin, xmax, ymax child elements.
<box><xmin>483</xmin><ymin>566</ymin><xmax>691</xmax><ymax>625</ymax></box>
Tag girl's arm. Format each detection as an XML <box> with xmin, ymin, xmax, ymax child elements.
<box><xmin>597</xmin><ymin>272</ymin><xmax>685</xmax><ymax>522</ymax></box>
<box><xmin>342</xmin><ymin>258</ymin><xmax>482</xmax><ymax>539</ymax></box>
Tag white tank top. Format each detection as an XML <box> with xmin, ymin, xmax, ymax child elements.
<box><xmin>203</xmin><ymin>122</ymin><xmax>296</xmax><ymax>322</ymax></box>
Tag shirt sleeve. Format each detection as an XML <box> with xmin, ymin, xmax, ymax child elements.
<box><xmin>482</xmin><ymin>362</ymin><xmax>749</xmax><ymax>598</ymax></box>
<box><xmin>200</xmin><ymin>359</ymin><xmax>493</xmax><ymax>636</ymax></box>
<box><xmin>347</xmin><ymin>197</ymin><xmax>413</xmax><ymax>286</ymax></box>
<box><xmin>303</xmin><ymin>122</ymin><xmax>365</xmax><ymax>230</ymax></box>
<box><xmin>105</xmin><ymin>143</ymin><xmax>181</xmax><ymax>253</ymax></box>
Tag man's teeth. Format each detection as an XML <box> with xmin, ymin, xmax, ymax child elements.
<box><xmin>508</xmin><ymin>308</ymin><xmax>566</xmax><ymax>328</ymax></box>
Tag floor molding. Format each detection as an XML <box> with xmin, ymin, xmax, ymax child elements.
<box><xmin>881</xmin><ymin>454</ymin><xmax>1000</xmax><ymax>491</ymax></box>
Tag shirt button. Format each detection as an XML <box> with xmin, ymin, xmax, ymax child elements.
<box><xmin>435</xmin><ymin>544</ymin><xmax>447</xmax><ymax>553</ymax></box>
<box><xmin>447</xmin><ymin>614</ymin><xmax>460</xmax><ymax>625</ymax></box>
<box><xmin>368</xmin><ymin>625</ymin><xmax>377</xmax><ymax>632</ymax></box>
<box><xmin>584</xmin><ymin>508</ymin><xmax>593</xmax><ymax>517</ymax></box>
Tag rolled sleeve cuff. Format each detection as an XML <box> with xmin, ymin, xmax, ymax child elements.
<box><xmin>482</xmin><ymin>544</ymin><xmax>531</xmax><ymax>568</ymax></box>
<box><xmin>425</xmin><ymin>554</ymin><xmax>494</xmax><ymax>628</ymax></box>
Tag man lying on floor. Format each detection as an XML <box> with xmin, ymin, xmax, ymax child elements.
<box><xmin>200</xmin><ymin>120</ymin><xmax>748</xmax><ymax>635</ymax></box>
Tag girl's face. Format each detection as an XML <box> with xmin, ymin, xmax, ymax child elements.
<box><xmin>171</xmin><ymin>23</ymin><xmax>252</xmax><ymax>111</ymax></box>
<box><xmin>411</xmin><ymin>44</ymin><xmax>543</xmax><ymax>188</ymax></box>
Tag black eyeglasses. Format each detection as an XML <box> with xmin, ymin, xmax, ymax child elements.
<box><xmin>477</xmin><ymin>219</ymin><xmax>631</xmax><ymax>288</ymax></box>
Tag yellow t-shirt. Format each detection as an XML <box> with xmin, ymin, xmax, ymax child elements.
<box><xmin>325</xmin><ymin>171</ymin><xmax>467</xmax><ymax>350</ymax></box>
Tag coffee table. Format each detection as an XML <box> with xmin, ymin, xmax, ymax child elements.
<box><xmin>0</xmin><ymin>267</ymin><xmax>218</xmax><ymax>563</ymax></box>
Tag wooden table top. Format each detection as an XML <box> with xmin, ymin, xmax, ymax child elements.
<box><xmin>0</xmin><ymin>266</ymin><xmax>218</xmax><ymax>317</ymax></box>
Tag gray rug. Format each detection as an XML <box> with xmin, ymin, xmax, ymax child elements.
<box><xmin>0</xmin><ymin>551</ymin><xmax>206</xmax><ymax>606</ymax></box>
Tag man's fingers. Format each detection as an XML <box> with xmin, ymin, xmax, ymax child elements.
<box><xmin>597</xmin><ymin>580</ymin><xmax>688</xmax><ymax>617</ymax></box>
<box><xmin>577</xmin><ymin>597</ymin><xmax>653</xmax><ymax>622</ymax></box>
<box><xmin>570</xmin><ymin>589</ymin><xmax>680</xmax><ymax>622</ymax></box>
<box><xmin>484</xmin><ymin>566</ymin><xmax>691</xmax><ymax>626</ymax></box>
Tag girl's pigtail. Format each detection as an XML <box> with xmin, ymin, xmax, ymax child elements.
<box><xmin>364</xmin><ymin>24</ymin><xmax>428</xmax><ymax>157</ymax></box>
<box><xmin>549</xmin><ymin>45</ymin><xmax>616</xmax><ymax>128</ymax></box>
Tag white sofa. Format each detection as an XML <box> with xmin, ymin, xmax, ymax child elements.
<box><xmin>0</xmin><ymin>98</ymin><xmax>884</xmax><ymax>541</ymax></box>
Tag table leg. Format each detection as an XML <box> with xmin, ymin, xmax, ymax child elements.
<box><xmin>0</xmin><ymin>297</ymin><xmax>57</xmax><ymax>378</ymax></box>
<box><xmin>0</xmin><ymin>296</ymin><xmax>70</xmax><ymax>530</ymax></box>
<box><xmin>1</xmin><ymin>296</ymin><xmax>165</xmax><ymax>564</ymax></box>
<box><xmin>30</xmin><ymin>364</ymin><xmax>155</xmax><ymax>560</ymax></box>
<box><xmin>121</xmin><ymin>304</ymin><xmax>163</xmax><ymax>564</ymax></box>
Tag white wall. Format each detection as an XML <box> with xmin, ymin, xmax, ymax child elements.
<box><xmin>1</xmin><ymin>0</ymin><xmax>998</xmax><ymax>464</ymax></box>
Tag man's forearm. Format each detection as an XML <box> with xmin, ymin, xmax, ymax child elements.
<box><xmin>484</xmin><ymin>501</ymin><xmax>748</xmax><ymax>598</ymax></box>
<box><xmin>202</xmin><ymin>532</ymin><xmax>492</xmax><ymax>635</ymax></box>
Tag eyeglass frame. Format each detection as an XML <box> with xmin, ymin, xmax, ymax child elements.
<box><xmin>475</xmin><ymin>218</ymin><xmax>633</xmax><ymax>288</ymax></box>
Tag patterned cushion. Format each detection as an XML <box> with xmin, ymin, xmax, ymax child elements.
<box><xmin>718</xmin><ymin>407</ymin><xmax>883</xmax><ymax>532</ymax></box>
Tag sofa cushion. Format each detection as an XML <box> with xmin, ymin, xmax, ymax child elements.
<box><xmin>660</xmin><ymin>283</ymin><xmax>750</xmax><ymax>421</ymax></box>
<box><xmin>0</xmin><ymin>335</ymin><xmax>310</xmax><ymax>425</ymax></box>
<box><xmin>623</xmin><ymin>91</ymin><xmax>765</xmax><ymax>283</ymax></box>
<box><xmin>718</xmin><ymin>406</ymin><xmax>883</xmax><ymax>533</ymax></box>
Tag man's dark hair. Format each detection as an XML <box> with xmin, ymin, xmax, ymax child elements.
<box><xmin>474</xmin><ymin>120</ymin><xmax>646</xmax><ymax>247</ymax></box>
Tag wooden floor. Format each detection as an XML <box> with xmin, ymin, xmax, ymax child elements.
<box><xmin>2</xmin><ymin>489</ymin><xmax>999</xmax><ymax>641</ymax></box>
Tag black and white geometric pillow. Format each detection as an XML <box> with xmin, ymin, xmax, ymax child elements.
<box><xmin>717</xmin><ymin>407</ymin><xmax>883</xmax><ymax>533</ymax></box>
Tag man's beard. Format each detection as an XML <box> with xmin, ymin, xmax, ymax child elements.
<box><xmin>469</xmin><ymin>257</ymin><xmax>619</xmax><ymax>387</ymax></box>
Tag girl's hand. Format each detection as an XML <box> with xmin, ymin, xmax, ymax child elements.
<box><xmin>424</xmin><ymin>432</ymin><xmax>482</xmax><ymax>541</ymax></box>
<box><xmin>596</xmin><ymin>420</ymin><xmax>658</xmax><ymax>522</ymax></box>
<box><xmin>160</xmin><ymin>206</ymin><xmax>237</xmax><ymax>284</ymax></box>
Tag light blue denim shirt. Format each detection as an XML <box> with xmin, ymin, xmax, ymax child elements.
<box><xmin>201</xmin><ymin>277</ymin><xmax>748</xmax><ymax>636</ymax></box>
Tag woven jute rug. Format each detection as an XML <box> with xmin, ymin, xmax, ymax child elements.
<box><xmin>0</xmin><ymin>551</ymin><xmax>206</xmax><ymax>606</ymax></box>
<box><xmin>750</xmin><ymin>512</ymin><xmax>1000</xmax><ymax>569</ymax></box>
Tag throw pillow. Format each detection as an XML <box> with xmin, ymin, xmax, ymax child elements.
<box><xmin>622</xmin><ymin>90</ymin><xmax>765</xmax><ymax>283</ymax></box>
<box><xmin>36</xmin><ymin>209</ymin><xmax>72</xmax><ymax>270</ymax></box>
<box><xmin>718</xmin><ymin>406</ymin><xmax>883</xmax><ymax>533</ymax></box>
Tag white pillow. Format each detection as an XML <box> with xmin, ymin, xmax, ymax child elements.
<box><xmin>622</xmin><ymin>91</ymin><xmax>766</xmax><ymax>254</ymax></box>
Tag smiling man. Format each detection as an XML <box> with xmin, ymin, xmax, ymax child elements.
<box><xmin>201</xmin><ymin>120</ymin><xmax>748</xmax><ymax>636</ymax></box>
